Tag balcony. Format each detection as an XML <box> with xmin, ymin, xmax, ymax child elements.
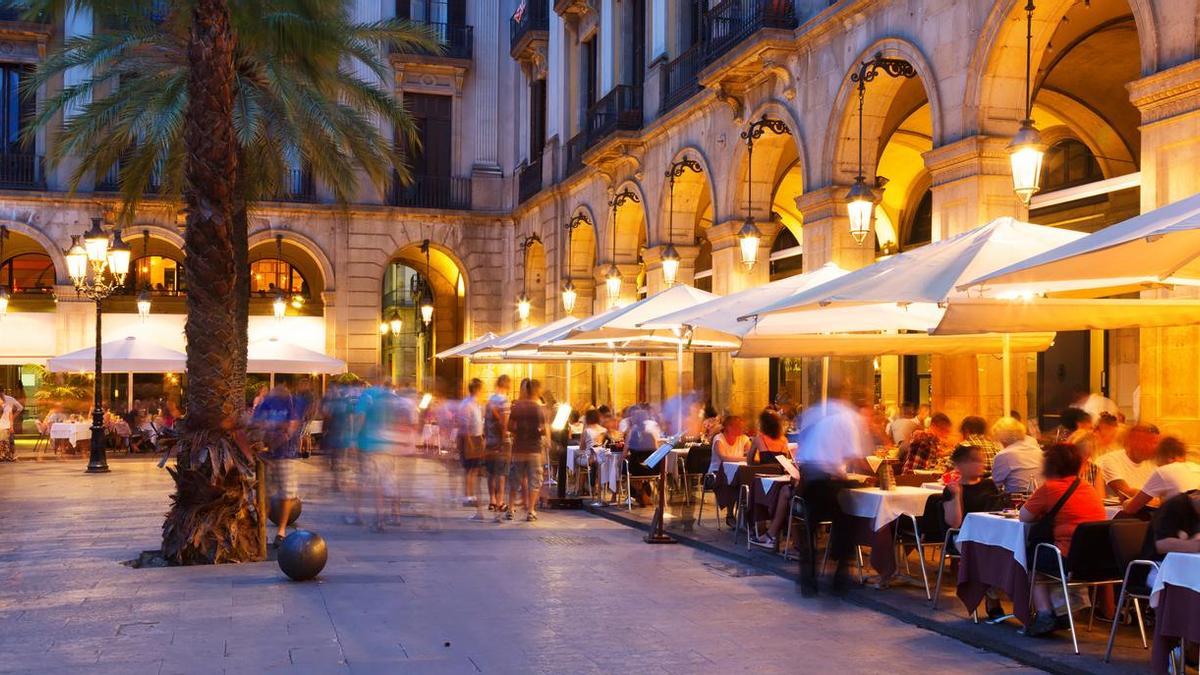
<box><xmin>390</xmin><ymin>173</ymin><xmax>472</xmax><ymax>210</ymax></box>
<box><xmin>703</xmin><ymin>0</ymin><xmax>798</xmax><ymax>65</ymax></box>
<box><xmin>517</xmin><ymin>157</ymin><xmax>543</xmax><ymax>205</ymax></box>
<box><xmin>390</xmin><ymin>22</ymin><xmax>473</xmax><ymax>63</ymax></box>
<box><xmin>276</xmin><ymin>168</ymin><xmax>316</xmax><ymax>203</ymax></box>
<box><xmin>585</xmin><ymin>84</ymin><xmax>643</xmax><ymax>150</ymax></box>
<box><xmin>565</xmin><ymin>132</ymin><xmax>587</xmax><ymax>178</ymax></box>
<box><xmin>509</xmin><ymin>1</ymin><xmax>549</xmax><ymax>60</ymax></box>
<box><xmin>0</xmin><ymin>153</ymin><xmax>45</xmax><ymax>189</ymax></box>
<box><xmin>95</xmin><ymin>161</ymin><xmax>161</xmax><ymax>195</ymax></box>
<box><xmin>659</xmin><ymin>43</ymin><xmax>705</xmax><ymax>115</ymax></box>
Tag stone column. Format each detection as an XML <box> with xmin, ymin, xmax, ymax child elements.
<box><xmin>469</xmin><ymin>0</ymin><xmax>504</xmax><ymax>207</ymax></box>
<box><xmin>794</xmin><ymin>187</ymin><xmax>874</xmax><ymax>407</ymax></box>
<box><xmin>920</xmin><ymin>136</ymin><xmax>1029</xmax><ymax>422</ymax></box>
<box><xmin>707</xmin><ymin>220</ymin><xmax>777</xmax><ymax>418</ymax></box>
<box><xmin>1129</xmin><ymin>60</ymin><xmax>1200</xmax><ymax>438</ymax></box>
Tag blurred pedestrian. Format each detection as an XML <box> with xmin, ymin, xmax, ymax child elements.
<box><xmin>508</xmin><ymin>378</ymin><xmax>549</xmax><ymax>522</ymax></box>
<box><xmin>354</xmin><ymin>380</ymin><xmax>406</xmax><ymax>531</ymax></box>
<box><xmin>459</xmin><ymin>378</ymin><xmax>486</xmax><ymax>520</ymax></box>
<box><xmin>484</xmin><ymin>375</ymin><xmax>512</xmax><ymax>521</ymax></box>
<box><xmin>253</xmin><ymin>383</ymin><xmax>300</xmax><ymax>546</ymax></box>
<box><xmin>0</xmin><ymin>386</ymin><xmax>23</xmax><ymax>462</ymax></box>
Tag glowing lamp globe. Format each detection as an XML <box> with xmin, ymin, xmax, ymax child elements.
<box><xmin>1008</xmin><ymin>120</ymin><xmax>1046</xmax><ymax>205</ymax></box>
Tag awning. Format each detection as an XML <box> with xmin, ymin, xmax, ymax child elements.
<box><xmin>247</xmin><ymin>337</ymin><xmax>346</xmax><ymax>374</ymax></box>
<box><xmin>932</xmin><ymin>297</ymin><xmax>1200</xmax><ymax>334</ymax></box>
<box><xmin>734</xmin><ymin>331</ymin><xmax>1057</xmax><ymax>358</ymax></box>
<box><xmin>48</xmin><ymin>336</ymin><xmax>187</xmax><ymax>373</ymax></box>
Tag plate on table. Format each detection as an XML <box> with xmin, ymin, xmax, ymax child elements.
<box><xmin>994</xmin><ymin>509</ymin><xmax>1020</xmax><ymax>519</ymax></box>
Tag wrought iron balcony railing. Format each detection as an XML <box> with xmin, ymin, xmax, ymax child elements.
<box><xmin>276</xmin><ymin>168</ymin><xmax>316</xmax><ymax>202</ymax></box>
<box><xmin>565</xmin><ymin>132</ymin><xmax>587</xmax><ymax>178</ymax></box>
<box><xmin>390</xmin><ymin>173</ymin><xmax>472</xmax><ymax>210</ymax></box>
<box><xmin>585</xmin><ymin>84</ymin><xmax>643</xmax><ymax>149</ymax></box>
<box><xmin>509</xmin><ymin>1</ymin><xmax>549</xmax><ymax>55</ymax></box>
<box><xmin>703</xmin><ymin>0</ymin><xmax>798</xmax><ymax>65</ymax></box>
<box><xmin>517</xmin><ymin>157</ymin><xmax>543</xmax><ymax>205</ymax></box>
<box><xmin>391</xmin><ymin>22</ymin><xmax>473</xmax><ymax>61</ymax></box>
<box><xmin>660</xmin><ymin>42</ymin><xmax>705</xmax><ymax>115</ymax></box>
<box><xmin>0</xmin><ymin>153</ymin><xmax>45</xmax><ymax>189</ymax></box>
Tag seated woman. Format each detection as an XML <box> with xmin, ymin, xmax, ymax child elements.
<box><xmin>1121</xmin><ymin>436</ymin><xmax>1200</xmax><ymax>517</ymax></box>
<box><xmin>942</xmin><ymin>443</ymin><xmax>1008</xmax><ymax>618</ymax></box>
<box><xmin>1019</xmin><ymin>443</ymin><xmax>1108</xmax><ymax>636</ymax></box>
<box><xmin>711</xmin><ymin>416</ymin><xmax>751</xmax><ymax>526</ymax></box>
<box><xmin>747</xmin><ymin>410</ymin><xmax>791</xmax><ymax>465</ymax></box>
<box><xmin>623</xmin><ymin>407</ymin><xmax>663</xmax><ymax>507</ymax></box>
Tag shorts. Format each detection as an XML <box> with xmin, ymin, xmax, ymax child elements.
<box><xmin>268</xmin><ymin>458</ymin><xmax>299</xmax><ymax>500</ymax></box>
<box><xmin>510</xmin><ymin>453</ymin><xmax>544</xmax><ymax>488</ymax></box>
<box><xmin>485</xmin><ymin>444</ymin><xmax>511</xmax><ymax>477</ymax></box>
<box><xmin>460</xmin><ymin>435</ymin><xmax>484</xmax><ymax>470</ymax></box>
<box><xmin>361</xmin><ymin>451</ymin><xmax>399</xmax><ymax>499</ymax></box>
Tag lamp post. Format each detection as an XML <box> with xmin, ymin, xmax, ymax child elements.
<box><xmin>739</xmin><ymin>115</ymin><xmax>791</xmax><ymax>269</ymax></box>
<box><xmin>606</xmin><ymin>188</ymin><xmax>640</xmax><ymax>308</ymax></box>
<box><xmin>66</xmin><ymin>217</ymin><xmax>131</xmax><ymax>474</ymax></box>
<box><xmin>562</xmin><ymin>213</ymin><xmax>589</xmax><ymax>315</ymax></box>
<box><xmin>846</xmin><ymin>52</ymin><xmax>917</xmax><ymax>245</ymax></box>
<box><xmin>135</xmin><ymin>229</ymin><xmax>151</xmax><ymax>322</ymax></box>
<box><xmin>518</xmin><ymin>233</ymin><xmax>541</xmax><ymax>324</ymax></box>
<box><xmin>1008</xmin><ymin>0</ymin><xmax>1045</xmax><ymax>205</ymax></box>
<box><xmin>663</xmin><ymin>156</ymin><xmax>703</xmax><ymax>287</ymax></box>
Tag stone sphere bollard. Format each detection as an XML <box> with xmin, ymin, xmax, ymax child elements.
<box><xmin>277</xmin><ymin>530</ymin><xmax>328</xmax><ymax>581</ymax></box>
<box><xmin>268</xmin><ymin>496</ymin><xmax>302</xmax><ymax>526</ymax></box>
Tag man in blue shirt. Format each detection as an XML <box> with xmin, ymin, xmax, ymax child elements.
<box><xmin>253</xmin><ymin>384</ymin><xmax>299</xmax><ymax>546</ymax></box>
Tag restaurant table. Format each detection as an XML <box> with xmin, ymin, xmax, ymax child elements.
<box><xmin>1150</xmin><ymin>552</ymin><xmax>1200</xmax><ymax>673</ymax></box>
<box><xmin>667</xmin><ymin>447</ymin><xmax>690</xmax><ymax>477</ymax></box>
<box><xmin>838</xmin><ymin>486</ymin><xmax>941</xmax><ymax>579</ymax></box>
<box><xmin>594</xmin><ymin>448</ymin><xmax>623</xmax><ymax>495</ymax></box>
<box><xmin>956</xmin><ymin>512</ymin><xmax>1033</xmax><ymax>624</ymax></box>
<box><xmin>714</xmin><ymin>461</ymin><xmax>785</xmax><ymax>512</ymax></box>
<box><xmin>747</xmin><ymin>475</ymin><xmax>793</xmax><ymax>521</ymax></box>
<box><xmin>50</xmin><ymin>422</ymin><xmax>92</xmax><ymax>449</ymax></box>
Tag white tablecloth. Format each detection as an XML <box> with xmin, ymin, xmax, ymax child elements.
<box><xmin>721</xmin><ymin>461</ymin><xmax>746</xmax><ymax>483</ymax></box>
<box><xmin>759</xmin><ymin>474</ymin><xmax>791</xmax><ymax>493</ymax></box>
<box><xmin>839</xmin><ymin>486</ymin><xmax>941</xmax><ymax>531</ymax></box>
<box><xmin>958</xmin><ymin>512</ymin><xmax>1030</xmax><ymax>569</ymax></box>
<box><xmin>566</xmin><ymin>444</ymin><xmax>581</xmax><ymax>469</ymax></box>
<box><xmin>667</xmin><ymin>447</ymin><xmax>689</xmax><ymax>476</ymax></box>
<box><xmin>921</xmin><ymin>481</ymin><xmax>944</xmax><ymax>491</ymax></box>
<box><xmin>50</xmin><ymin>422</ymin><xmax>92</xmax><ymax>447</ymax></box>
<box><xmin>1151</xmin><ymin>552</ymin><xmax>1200</xmax><ymax>608</ymax></box>
<box><xmin>595</xmin><ymin>449</ymin><xmax>622</xmax><ymax>492</ymax></box>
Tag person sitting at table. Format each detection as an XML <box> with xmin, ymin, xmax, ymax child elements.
<box><xmin>747</xmin><ymin>409</ymin><xmax>791</xmax><ymax>465</ymax></box>
<box><xmin>959</xmin><ymin>415</ymin><xmax>1003</xmax><ymax>472</ymax></box>
<box><xmin>990</xmin><ymin>417</ymin><xmax>1042</xmax><ymax>495</ymax></box>
<box><xmin>1019</xmin><ymin>443</ymin><xmax>1108</xmax><ymax>637</ymax></box>
<box><xmin>700</xmin><ymin>403</ymin><xmax>722</xmax><ymax>442</ymax></box>
<box><xmin>887</xmin><ymin>403</ymin><xmax>920</xmax><ymax>447</ymax></box>
<box><xmin>1097</xmin><ymin>423</ymin><xmax>1159</xmax><ymax>502</ymax></box>
<box><xmin>1152</xmin><ymin>489</ymin><xmax>1200</xmax><ymax>555</ymax></box>
<box><xmin>942</xmin><ymin>443</ymin><xmax>1008</xmax><ymax>619</ymax></box>
<box><xmin>1120</xmin><ymin>436</ymin><xmax>1200</xmax><ymax>517</ymax></box>
<box><xmin>711</xmin><ymin>415</ymin><xmax>751</xmax><ymax>526</ymax></box>
<box><xmin>900</xmin><ymin>412</ymin><xmax>952</xmax><ymax>474</ymax></box>
<box><xmin>624</xmin><ymin>407</ymin><xmax>663</xmax><ymax>507</ymax></box>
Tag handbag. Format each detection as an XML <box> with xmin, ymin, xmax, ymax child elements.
<box><xmin>1026</xmin><ymin>477</ymin><xmax>1080</xmax><ymax>554</ymax></box>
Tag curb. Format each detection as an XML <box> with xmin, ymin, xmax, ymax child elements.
<box><xmin>585</xmin><ymin>504</ymin><xmax>1109</xmax><ymax>675</ymax></box>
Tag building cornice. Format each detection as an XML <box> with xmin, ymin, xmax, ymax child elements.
<box><xmin>1127</xmin><ymin>60</ymin><xmax>1200</xmax><ymax>126</ymax></box>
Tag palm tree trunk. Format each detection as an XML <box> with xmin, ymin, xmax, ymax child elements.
<box><xmin>232</xmin><ymin>165</ymin><xmax>249</xmax><ymax>416</ymax></box>
<box><xmin>162</xmin><ymin>0</ymin><xmax>258</xmax><ymax>565</ymax></box>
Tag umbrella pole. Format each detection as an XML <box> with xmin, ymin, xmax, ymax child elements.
<box><xmin>565</xmin><ymin>359</ymin><xmax>572</xmax><ymax>408</ymax></box>
<box><xmin>821</xmin><ymin>356</ymin><xmax>830</xmax><ymax>413</ymax></box>
<box><xmin>676</xmin><ymin>341</ymin><xmax>684</xmax><ymax>436</ymax></box>
<box><xmin>1002</xmin><ymin>333</ymin><xmax>1012</xmax><ymax>417</ymax></box>
<box><xmin>126</xmin><ymin>372</ymin><xmax>133</xmax><ymax>412</ymax></box>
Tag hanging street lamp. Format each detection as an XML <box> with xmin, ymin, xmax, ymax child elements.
<box><xmin>415</xmin><ymin>239</ymin><xmax>434</xmax><ymax>327</ymax></box>
<box><xmin>739</xmin><ymin>114</ymin><xmax>790</xmax><ymax>269</ymax></box>
<box><xmin>272</xmin><ymin>292</ymin><xmax>287</xmax><ymax>320</ymax></box>
<box><xmin>663</xmin><ymin>155</ymin><xmax>703</xmax><ymax>287</ymax></box>
<box><xmin>1008</xmin><ymin>0</ymin><xmax>1045</xmax><ymax>205</ymax></box>
<box><xmin>65</xmin><ymin>217</ymin><xmax>131</xmax><ymax>474</ymax></box>
<box><xmin>561</xmin><ymin>212</ymin><xmax>589</xmax><ymax>315</ymax></box>
<box><xmin>517</xmin><ymin>233</ymin><xmax>541</xmax><ymax>323</ymax></box>
<box><xmin>846</xmin><ymin>52</ymin><xmax>917</xmax><ymax>245</ymax></box>
<box><xmin>135</xmin><ymin>229</ymin><xmax>152</xmax><ymax>322</ymax></box>
<box><xmin>605</xmin><ymin>188</ymin><xmax>640</xmax><ymax>308</ymax></box>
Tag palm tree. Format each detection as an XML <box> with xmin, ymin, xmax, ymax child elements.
<box><xmin>27</xmin><ymin>0</ymin><xmax>436</xmax><ymax>564</ymax></box>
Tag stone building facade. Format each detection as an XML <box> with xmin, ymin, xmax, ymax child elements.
<box><xmin>4</xmin><ymin>0</ymin><xmax>1200</xmax><ymax>436</ymax></box>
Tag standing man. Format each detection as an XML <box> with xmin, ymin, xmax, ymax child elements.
<box><xmin>354</xmin><ymin>380</ymin><xmax>404</xmax><ymax>531</ymax></box>
<box><xmin>459</xmin><ymin>378</ymin><xmax>486</xmax><ymax>520</ymax></box>
<box><xmin>483</xmin><ymin>375</ymin><xmax>512</xmax><ymax>522</ymax></box>
<box><xmin>0</xmin><ymin>386</ymin><xmax>23</xmax><ymax>461</ymax></box>
<box><xmin>792</xmin><ymin>379</ymin><xmax>870</xmax><ymax>596</ymax></box>
<box><xmin>508</xmin><ymin>379</ymin><xmax>549</xmax><ymax>522</ymax></box>
<box><xmin>253</xmin><ymin>383</ymin><xmax>299</xmax><ymax>546</ymax></box>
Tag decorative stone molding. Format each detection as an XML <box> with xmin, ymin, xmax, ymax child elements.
<box><xmin>0</xmin><ymin>23</ymin><xmax>50</xmax><ymax>64</ymax></box>
<box><xmin>1127</xmin><ymin>60</ymin><xmax>1200</xmax><ymax>126</ymax></box>
<box><xmin>554</xmin><ymin>0</ymin><xmax>595</xmax><ymax>24</ymax></box>
<box><xmin>394</xmin><ymin>62</ymin><xmax>466</xmax><ymax>97</ymax></box>
<box><xmin>709</xmin><ymin>83</ymin><xmax>746</xmax><ymax>125</ymax></box>
<box><xmin>921</xmin><ymin>136</ymin><xmax>1012</xmax><ymax>187</ymax></box>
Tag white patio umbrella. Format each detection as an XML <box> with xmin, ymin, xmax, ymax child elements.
<box><xmin>48</xmin><ymin>336</ymin><xmax>187</xmax><ymax>373</ymax></box>
<box><xmin>435</xmin><ymin>332</ymin><xmax>499</xmax><ymax>359</ymax></box>
<box><xmin>743</xmin><ymin>218</ymin><xmax>1088</xmax><ymax>412</ymax></box>
<box><xmin>247</xmin><ymin>337</ymin><xmax>346</xmax><ymax>375</ymax></box>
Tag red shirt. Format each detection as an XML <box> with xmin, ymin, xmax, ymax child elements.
<box><xmin>1023</xmin><ymin>477</ymin><xmax>1107</xmax><ymax>555</ymax></box>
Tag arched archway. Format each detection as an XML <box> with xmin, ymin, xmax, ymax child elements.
<box><xmin>521</xmin><ymin>235</ymin><xmax>546</xmax><ymax>325</ymax></box>
<box><xmin>730</xmin><ymin>102</ymin><xmax>806</xmax><ymax>224</ymax></box>
<box><xmin>247</xmin><ymin>236</ymin><xmax>328</xmax><ymax>316</ymax></box>
<box><xmin>381</xmin><ymin>242</ymin><xmax>467</xmax><ymax>395</ymax></box>
<box><xmin>658</xmin><ymin>147</ymin><xmax>717</xmax><ymax>249</ymax></box>
<box><xmin>602</xmin><ymin>180</ymin><xmax>648</xmax><ymax>306</ymax></box>
<box><xmin>564</xmin><ymin>206</ymin><xmax>597</xmax><ymax>317</ymax></box>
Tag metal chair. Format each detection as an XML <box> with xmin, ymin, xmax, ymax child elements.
<box><xmin>623</xmin><ymin>450</ymin><xmax>658</xmax><ymax>511</ymax></box>
<box><xmin>893</xmin><ymin>494</ymin><xmax>947</xmax><ymax>600</ymax></box>
<box><xmin>783</xmin><ymin>494</ymin><xmax>831</xmax><ymax>562</ymax></box>
<box><xmin>1028</xmin><ymin>521</ymin><xmax>1124</xmax><ymax>655</ymax></box>
<box><xmin>696</xmin><ymin>471</ymin><xmax>721</xmax><ymax>529</ymax></box>
<box><xmin>1105</xmin><ymin>519</ymin><xmax>1157</xmax><ymax>662</ymax></box>
<box><xmin>678</xmin><ymin>445</ymin><xmax>713</xmax><ymax>506</ymax></box>
<box><xmin>931</xmin><ymin>527</ymin><xmax>961</xmax><ymax>609</ymax></box>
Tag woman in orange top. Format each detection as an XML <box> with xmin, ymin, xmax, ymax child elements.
<box><xmin>748</xmin><ymin>409</ymin><xmax>791</xmax><ymax>465</ymax></box>
<box><xmin>1019</xmin><ymin>443</ymin><xmax>1107</xmax><ymax>636</ymax></box>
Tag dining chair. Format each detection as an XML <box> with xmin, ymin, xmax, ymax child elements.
<box><xmin>1027</xmin><ymin>521</ymin><xmax>1124</xmax><ymax>655</ymax></box>
<box><xmin>1104</xmin><ymin>519</ymin><xmax>1157</xmax><ymax>662</ymax></box>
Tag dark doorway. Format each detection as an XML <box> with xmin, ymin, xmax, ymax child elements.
<box><xmin>1038</xmin><ymin>330</ymin><xmax>1091</xmax><ymax>431</ymax></box>
<box><xmin>404</xmin><ymin>93</ymin><xmax>453</xmax><ymax>179</ymax></box>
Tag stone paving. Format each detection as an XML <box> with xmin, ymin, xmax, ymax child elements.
<box><xmin>0</xmin><ymin>455</ymin><xmax>1040</xmax><ymax>674</ymax></box>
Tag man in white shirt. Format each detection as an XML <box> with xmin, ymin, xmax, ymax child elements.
<box><xmin>0</xmin><ymin>386</ymin><xmax>24</xmax><ymax>461</ymax></box>
<box><xmin>1097</xmin><ymin>424</ymin><xmax>1159</xmax><ymax>501</ymax></box>
<box><xmin>459</xmin><ymin>378</ymin><xmax>486</xmax><ymax>518</ymax></box>
<box><xmin>794</xmin><ymin>385</ymin><xmax>870</xmax><ymax>597</ymax></box>
<box><xmin>1121</xmin><ymin>436</ymin><xmax>1200</xmax><ymax>516</ymax></box>
<box><xmin>886</xmin><ymin>403</ymin><xmax>919</xmax><ymax>446</ymax></box>
<box><xmin>989</xmin><ymin>417</ymin><xmax>1043</xmax><ymax>494</ymax></box>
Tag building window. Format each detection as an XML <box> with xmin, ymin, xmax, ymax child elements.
<box><xmin>397</xmin><ymin>0</ymin><xmax>465</xmax><ymax>25</ymax></box>
<box><xmin>1040</xmin><ymin>139</ymin><xmax>1103</xmax><ymax>193</ymax></box>
<box><xmin>530</xmin><ymin>78</ymin><xmax>547</xmax><ymax>159</ymax></box>
<box><xmin>127</xmin><ymin>255</ymin><xmax>185</xmax><ymax>295</ymax></box>
<box><xmin>0</xmin><ymin>253</ymin><xmax>53</xmax><ymax>293</ymax></box>
<box><xmin>581</xmin><ymin>36</ymin><xmax>597</xmax><ymax>114</ymax></box>
<box><xmin>0</xmin><ymin>62</ymin><xmax>32</xmax><ymax>155</ymax></box>
<box><xmin>251</xmin><ymin>259</ymin><xmax>309</xmax><ymax>298</ymax></box>
<box><xmin>769</xmin><ymin>227</ymin><xmax>802</xmax><ymax>280</ymax></box>
<box><xmin>903</xmin><ymin>189</ymin><xmax>933</xmax><ymax>250</ymax></box>
<box><xmin>406</xmin><ymin>93</ymin><xmax>453</xmax><ymax>179</ymax></box>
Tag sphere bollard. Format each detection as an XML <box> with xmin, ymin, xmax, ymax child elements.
<box><xmin>277</xmin><ymin>530</ymin><xmax>328</xmax><ymax>581</ymax></box>
<box><xmin>268</xmin><ymin>496</ymin><xmax>302</xmax><ymax>526</ymax></box>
